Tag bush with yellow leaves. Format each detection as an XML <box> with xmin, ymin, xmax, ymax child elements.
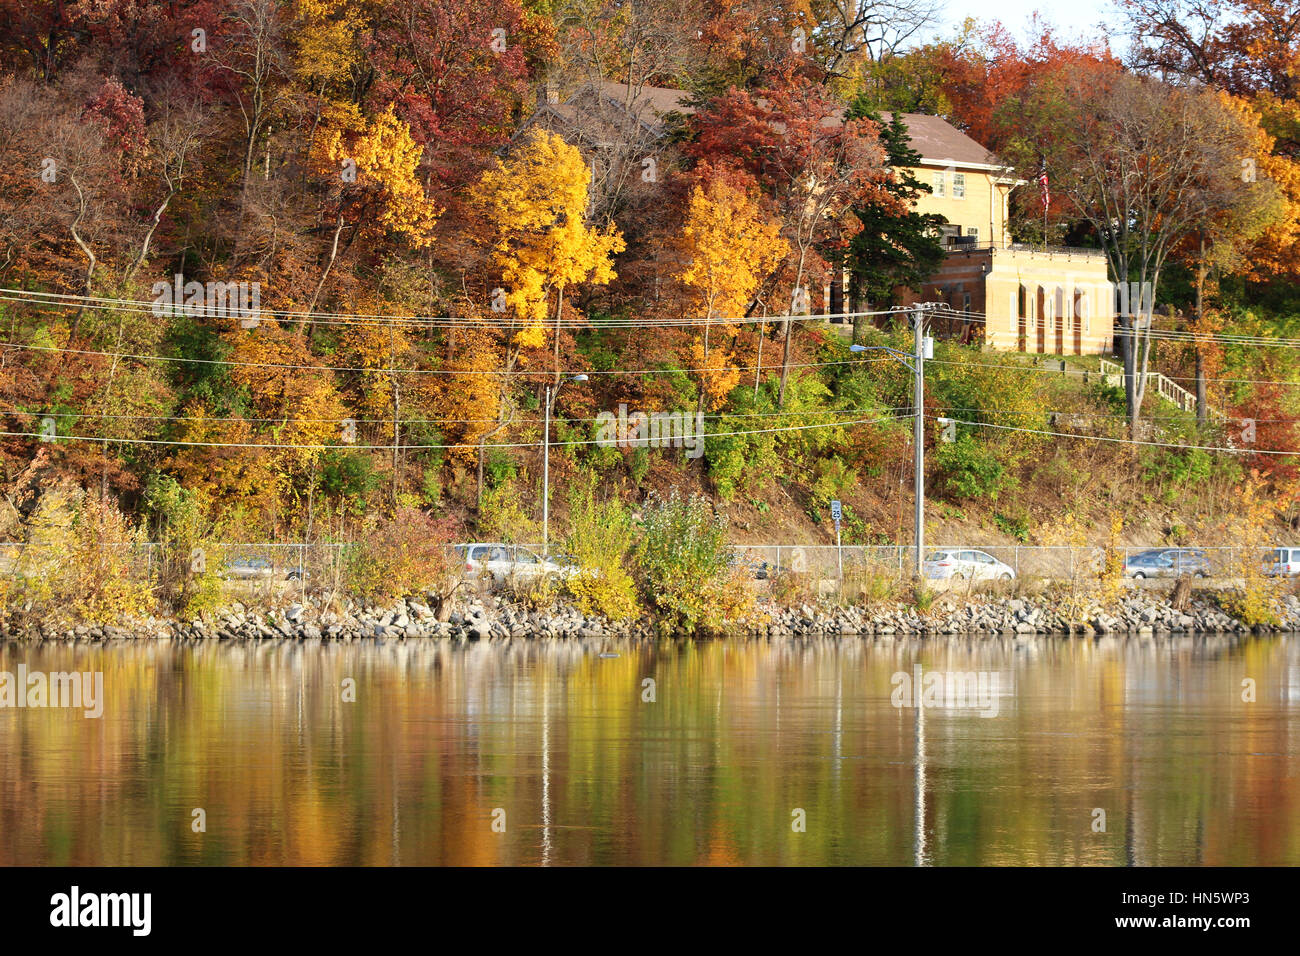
<box><xmin>10</xmin><ymin>486</ymin><xmax>154</xmax><ymax>627</ymax></box>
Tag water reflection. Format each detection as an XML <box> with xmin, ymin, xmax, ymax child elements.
<box><xmin>0</xmin><ymin>634</ymin><xmax>1297</xmax><ymax>865</ymax></box>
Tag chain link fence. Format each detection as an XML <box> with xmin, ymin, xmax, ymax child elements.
<box><xmin>1</xmin><ymin>541</ymin><xmax>1295</xmax><ymax>592</ymax></box>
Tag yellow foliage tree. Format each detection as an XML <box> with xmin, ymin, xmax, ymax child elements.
<box><xmin>471</xmin><ymin>130</ymin><xmax>624</xmax><ymax>372</ymax></box>
<box><xmin>292</xmin><ymin>0</ymin><xmax>365</xmax><ymax>98</ymax></box>
<box><xmin>679</xmin><ymin>176</ymin><xmax>788</xmax><ymax>408</ymax></box>
<box><xmin>307</xmin><ymin>104</ymin><xmax>441</xmax><ymax>315</ymax></box>
<box><xmin>312</xmin><ymin>103</ymin><xmax>440</xmax><ymax>246</ymax></box>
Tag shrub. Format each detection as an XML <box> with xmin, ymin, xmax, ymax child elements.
<box><xmin>319</xmin><ymin>450</ymin><xmax>380</xmax><ymax>514</ymax></box>
<box><xmin>479</xmin><ymin>477</ymin><xmax>535</xmax><ymax>543</ymax></box>
<box><xmin>561</xmin><ymin>471</ymin><xmax>640</xmax><ymax>621</ymax></box>
<box><xmin>935</xmin><ymin>434</ymin><xmax>1013</xmax><ymax>501</ymax></box>
<box><xmin>344</xmin><ymin>508</ymin><xmax>460</xmax><ymax>603</ymax></box>
<box><xmin>13</xmin><ymin>487</ymin><xmax>154</xmax><ymax>626</ymax></box>
<box><xmin>636</xmin><ymin>490</ymin><xmax>751</xmax><ymax>633</ymax></box>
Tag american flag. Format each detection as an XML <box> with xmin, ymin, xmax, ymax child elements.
<box><xmin>1038</xmin><ymin>166</ymin><xmax>1050</xmax><ymax>209</ymax></box>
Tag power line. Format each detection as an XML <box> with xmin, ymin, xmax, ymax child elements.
<box><xmin>938</xmin><ymin>416</ymin><xmax>1300</xmax><ymax>456</ymax></box>
<box><xmin>0</xmin><ymin>404</ymin><xmax>907</xmax><ymax>427</ymax></box>
<box><xmin>0</xmin><ymin>337</ymin><xmax>895</xmax><ymax>377</ymax></box>
<box><xmin>2</xmin><ymin>413</ymin><xmax>910</xmax><ymax>452</ymax></box>
<box><xmin>0</xmin><ymin>287</ymin><xmax>906</xmax><ymax>329</ymax></box>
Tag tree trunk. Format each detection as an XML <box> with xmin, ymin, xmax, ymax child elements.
<box><xmin>552</xmin><ymin>282</ymin><xmax>566</xmax><ymax>385</ymax></box>
<box><xmin>1194</xmin><ymin>243</ymin><xmax>1207</xmax><ymax>426</ymax></box>
<box><xmin>304</xmin><ymin>212</ymin><xmax>345</xmax><ymax>337</ymax></box>
<box><xmin>778</xmin><ymin>254</ymin><xmax>809</xmax><ymax>408</ymax></box>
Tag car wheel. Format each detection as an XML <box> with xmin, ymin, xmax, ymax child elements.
<box><xmin>951</xmin><ymin>572</ymin><xmax>965</xmax><ymax>581</ymax></box>
<box><xmin>1133</xmin><ymin>571</ymin><xmax>1145</xmax><ymax>579</ymax></box>
<box><xmin>1000</xmin><ymin>572</ymin><xmax>1012</xmax><ymax>581</ymax></box>
<box><xmin>1194</xmin><ymin>571</ymin><xmax>1207</xmax><ymax>579</ymax></box>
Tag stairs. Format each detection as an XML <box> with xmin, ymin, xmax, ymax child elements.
<box><xmin>1098</xmin><ymin>359</ymin><xmax>1223</xmax><ymax>420</ymax></box>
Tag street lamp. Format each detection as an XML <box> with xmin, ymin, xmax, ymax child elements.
<box><xmin>542</xmin><ymin>373</ymin><xmax>588</xmax><ymax>557</ymax></box>
<box><xmin>850</xmin><ymin>306</ymin><xmax>935</xmax><ymax>579</ymax></box>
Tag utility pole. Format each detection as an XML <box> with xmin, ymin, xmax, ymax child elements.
<box><xmin>542</xmin><ymin>374</ymin><xmax>588</xmax><ymax>558</ymax></box>
<box><xmin>912</xmin><ymin>306</ymin><xmax>928</xmax><ymax>579</ymax></box>
<box><xmin>851</xmin><ymin>304</ymin><xmax>931</xmax><ymax>579</ymax></box>
<box><xmin>542</xmin><ymin>383</ymin><xmax>552</xmax><ymax>557</ymax></box>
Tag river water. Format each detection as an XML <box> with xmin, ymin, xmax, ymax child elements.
<box><xmin>1</xmin><ymin>635</ymin><xmax>1297</xmax><ymax>865</ymax></box>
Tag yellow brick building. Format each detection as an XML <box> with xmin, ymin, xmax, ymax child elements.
<box><xmin>879</xmin><ymin>113</ymin><xmax>1115</xmax><ymax>355</ymax></box>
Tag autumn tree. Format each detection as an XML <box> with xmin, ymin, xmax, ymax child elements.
<box><xmin>306</xmin><ymin>104</ymin><xmax>441</xmax><ymax>316</ymax></box>
<box><xmin>470</xmin><ymin>129</ymin><xmax>624</xmax><ymax>382</ymax></box>
<box><xmin>1028</xmin><ymin>71</ymin><xmax>1283</xmax><ymax>433</ymax></box>
<box><xmin>678</xmin><ymin>169</ymin><xmax>789</xmax><ymax>407</ymax></box>
<box><xmin>688</xmin><ymin>68</ymin><xmax>888</xmax><ymax>405</ymax></box>
<box><xmin>367</xmin><ymin>0</ymin><xmax>551</xmax><ymax>193</ymax></box>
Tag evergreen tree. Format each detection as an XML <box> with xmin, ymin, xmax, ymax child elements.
<box><xmin>843</xmin><ymin>100</ymin><xmax>947</xmax><ymax>315</ymax></box>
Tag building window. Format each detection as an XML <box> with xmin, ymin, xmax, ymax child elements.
<box><xmin>953</xmin><ymin>173</ymin><xmax>966</xmax><ymax>199</ymax></box>
<box><xmin>965</xmin><ymin>227</ymin><xmax>978</xmax><ymax>244</ymax></box>
<box><xmin>934</xmin><ymin>171</ymin><xmax>945</xmax><ymax>197</ymax></box>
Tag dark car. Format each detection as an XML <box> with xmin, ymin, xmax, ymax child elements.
<box><xmin>1123</xmin><ymin>548</ymin><xmax>1210</xmax><ymax>579</ymax></box>
<box><xmin>728</xmin><ymin>552</ymin><xmax>773</xmax><ymax>580</ymax></box>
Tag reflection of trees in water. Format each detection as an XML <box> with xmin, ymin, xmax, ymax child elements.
<box><xmin>0</xmin><ymin>635</ymin><xmax>1296</xmax><ymax>865</ymax></box>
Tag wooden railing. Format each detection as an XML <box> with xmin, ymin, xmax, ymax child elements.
<box><xmin>1098</xmin><ymin>359</ymin><xmax>1223</xmax><ymax>420</ymax></box>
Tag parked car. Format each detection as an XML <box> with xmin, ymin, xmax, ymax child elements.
<box><xmin>922</xmin><ymin>549</ymin><xmax>1016</xmax><ymax>582</ymax></box>
<box><xmin>454</xmin><ymin>543</ymin><xmax>576</xmax><ymax>583</ymax></box>
<box><xmin>220</xmin><ymin>557</ymin><xmax>275</xmax><ymax>580</ymax></box>
<box><xmin>728</xmin><ymin>552</ymin><xmax>773</xmax><ymax>580</ymax></box>
<box><xmin>1263</xmin><ymin>547</ymin><xmax>1300</xmax><ymax>577</ymax></box>
<box><xmin>1123</xmin><ymin>548</ymin><xmax>1210</xmax><ymax>579</ymax></box>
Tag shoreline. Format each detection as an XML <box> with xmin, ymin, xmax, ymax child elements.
<box><xmin>3</xmin><ymin>588</ymin><xmax>1298</xmax><ymax>641</ymax></box>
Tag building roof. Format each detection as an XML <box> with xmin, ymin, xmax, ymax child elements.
<box><xmin>878</xmin><ymin>112</ymin><xmax>1004</xmax><ymax>169</ymax></box>
<box><xmin>529</xmin><ymin>81</ymin><xmax>1008</xmax><ymax>170</ymax></box>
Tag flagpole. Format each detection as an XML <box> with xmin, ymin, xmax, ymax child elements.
<box><xmin>1040</xmin><ymin>162</ymin><xmax>1049</xmax><ymax>251</ymax></box>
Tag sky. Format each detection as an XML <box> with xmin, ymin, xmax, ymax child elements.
<box><xmin>939</xmin><ymin>0</ymin><xmax>1127</xmax><ymax>51</ymax></box>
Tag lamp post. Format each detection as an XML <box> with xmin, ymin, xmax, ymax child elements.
<box><xmin>542</xmin><ymin>373</ymin><xmax>588</xmax><ymax>557</ymax></box>
<box><xmin>851</xmin><ymin>305</ymin><xmax>934</xmax><ymax>579</ymax></box>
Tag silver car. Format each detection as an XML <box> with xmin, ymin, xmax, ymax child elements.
<box><xmin>454</xmin><ymin>543</ymin><xmax>576</xmax><ymax>584</ymax></box>
<box><xmin>1263</xmin><ymin>547</ymin><xmax>1300</xmax><ymax>577</ymax></box>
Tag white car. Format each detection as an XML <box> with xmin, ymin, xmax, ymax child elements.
<box><xmin>923</xmin><ymin>549</ymin><xmax>1016</xmax><ymax>582</ymax></box>
<box><xmin>454</xmin><ymin>543</ymin><xmax>576</xmax><ymax>584</ymax></box>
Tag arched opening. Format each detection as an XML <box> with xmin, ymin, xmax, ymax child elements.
<box><xmin>1035</xmin><ymin>286</ymin><xmax>1047</xmax><ymax>353</ymax></box>
<box><xmin>1017</xmin><ymin>284</ymin><xmax>1027</xmax><ymax>352</ymax></box>
<box><xmin>1054</xmin><ymin>286</ymin><xmax>1066</xmax><ymax>354</ymax></box>
<box><xmin>1073</xmin><ymin>289</ymin><xmax>1085</xmax><ymax>353</ymax></box>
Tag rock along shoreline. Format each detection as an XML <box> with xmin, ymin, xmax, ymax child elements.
<box><xmin>3</xmin><ymin>589</ymin><xmax>1298</xmax><ymax>641</ymax></box>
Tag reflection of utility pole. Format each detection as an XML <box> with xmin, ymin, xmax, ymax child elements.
<box><xmin>912</xmin><ymin>309</ymin><xmax>927</xmax><ymax>578</ymax></box>
<box><xmin>915</xmin><ymin>698</ymin><xmax>927</xmax><ymax>866</ymax></box>
<box><xmin>850</xmin><ymin>305</ymin><xmax>933</xmax><ymax>577</ymax></box>
<box><xmin>541</xmin><ymin>678</ymin><xmax>552</xmax><ymax>866</ymax></box>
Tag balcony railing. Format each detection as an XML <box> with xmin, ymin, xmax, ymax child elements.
<box><xmin>940</xmin><ymin>239</ymin><xmax>1107</xmax><ymax>258</ymax></box>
